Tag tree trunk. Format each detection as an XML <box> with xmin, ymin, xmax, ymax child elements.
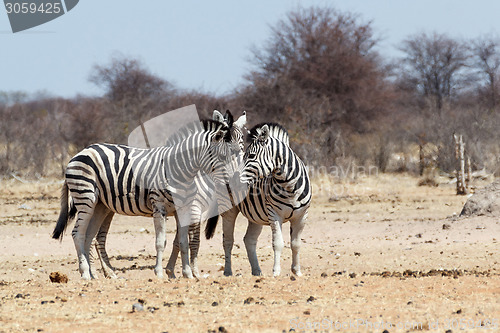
<box><xmin>454</xmin><ymin>134</ymin><xmax>468</xmax><ymax>195</ymax></box>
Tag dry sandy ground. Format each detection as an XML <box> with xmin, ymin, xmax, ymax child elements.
<box><xmin>0</xmin><ymin>174</ymin><xmax>498</xmax><ymax>332</ymax></box>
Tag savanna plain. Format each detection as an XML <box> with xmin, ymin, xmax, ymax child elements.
<box><xmin>0</xmin><ymin>174</ymin><xmax>498</xmax><ymax>332</ymax></box>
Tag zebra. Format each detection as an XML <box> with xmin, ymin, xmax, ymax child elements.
<box><xmin>66</xmin><ymin>110</ymin><xmax>247</xmax><ymax>280</ymax></box>
<box><xmin>164</xmin><ymin>111</ymin><xmax>247</xmax><ymax>278</ymax></box>
<box><xmin>52</xmin><ymin>117</ymin><xmax>241</xmax><ymax>280</ymax></box>
<box><xmin>89</xmin><ymin>110</ymin><xmax>247</xmax><ymax>279</ymax></box>
<box><xmin>217</xmin><ymin>123</ymin><xmax>312</xmax><ymax>277</ymax></box>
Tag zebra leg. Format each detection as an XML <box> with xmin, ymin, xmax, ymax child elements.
<box><xmin>165</xmin><ymin>228</ymin><xmax>179</xmax><ymax>279</ymax></box>
<box><xmin>188</xmin><ymin>222</ymin><xmax>201</xmax><ymax>278</ymax></box>
<box><xmin>222</xmin><ymin>207</ymin><xmax>238</xmax><ymax>276</ymax></box>
<box><xmin>165</xmin><ymin>220</ymin><xmax>201</xmax><ymax>278</ymax></box>
<box><xmin>243</xmin><ymin>221</ymin><xmax>263</xmax><ymax>276</ymax></box>
<box><xmin>178</xmin><ymin>223</ymin><xmax>193</xmax><ymax>278</ymax></box>
<box><xmin>95</xmin><ymin>211</ymin><xmax>117</xmax><ymax>279</ymax></box>
<box><xmin>89</xmin><ymin>239</ymin><xmax>100</xmax><ymax>279</ymax></box>
<box><xmin>83</xmin><ymin>203</ymin><xmax>110</xmax><ymax>280</ymax></box>
<box><xmin>71</xmin><ymin>208</ymin><xmax>95</xmax><ymax>280</ymax></box>
<box><xmin>176</xmin><ymin>207</ymin><xmax>194</xmax><ymax>279</ymax></box>
<box><xmin>269</xmin><ymin>219</ymin><xmax>284</xmax><ymax>277</ymax></box>
<box><xmin>290</xmin><ymin>212</ymin><xmax>307</xmax><ymax>277</ymax></box>
<box><xmin>152</xmin><ymin>204</ymin><xmax>167</xmax><ymax>278</ymax></box>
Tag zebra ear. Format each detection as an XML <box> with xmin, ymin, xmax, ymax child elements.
<box><xmin>224</xmin><ymin>110</ymin><xmax>234</xmax><ymax>128</ymax></box>
<box><xmin>257</xmin><ymin>124</ymin><xmax>270</xmax><ymax>143</ymax></box>
<box><xmin>213</xmin><ymin>110</ymin><xmax>225</xmax><ymax>124</ymax></box>
<box><xmin>234</xmin><ymin>111</ymin><xmax>247</xmax><ymax>129</ymax></box>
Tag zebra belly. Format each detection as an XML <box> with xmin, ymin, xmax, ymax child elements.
<box><xmin>96</xmin><ymin>190</ymin><xmax>154</xmax><ymax>217</ymax></box>
<box><xmin>238</xmin><ymin>194</ymin><xmax>305</xmax><ymax>225</ymax></box>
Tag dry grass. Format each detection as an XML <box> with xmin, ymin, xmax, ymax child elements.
<box><xmin>0</xmin><ymin>174</ymin><xmax>498</xmax><ymax>332</ymax></box>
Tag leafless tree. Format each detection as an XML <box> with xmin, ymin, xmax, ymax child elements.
<box><xmin>235</xmin><ymin>6</ymin><xmax>394</xmax><ymax>167</ymax></box>
<box><xmin>245</xmin><ymin>6</ymin><xmax>391</xmax><ymax>128</ymax></box>
<box><xmin>471</xmin><ymin>35</ymin><xmax>500</xmax><ymax>109</ymax></box>
<box><xmin>89</xmin><ymin>56</ymin><xmax>175</xmax><ymax>143</ymax></box>
<box><xmin>398</xmin><ymin>32</ymin><xmax>470</xmax><ymax>115</ymax></box>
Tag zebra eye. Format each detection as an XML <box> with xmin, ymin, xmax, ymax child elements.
<box><xmin>214</xmin><ymin>133</ymin><xmax>223</xmax><ymax>141</ymax></box>
<box><xmin>247</xmin><ymin>152</ymin><xmax>256</xmax><ymax>159</ymax></box>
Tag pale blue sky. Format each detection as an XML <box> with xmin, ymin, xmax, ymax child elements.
<box><xmin>1</xmin><ymin>0</ymin><xmax>499</xmax><ymax>98</ymax></box>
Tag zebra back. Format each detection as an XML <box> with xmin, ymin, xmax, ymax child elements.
<box><xmin>248</xmin><ymin>122</ymin><xmax>289</xmax><ymax>146</ymax></box>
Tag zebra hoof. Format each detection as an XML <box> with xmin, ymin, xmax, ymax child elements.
<box><xmin>105</xmin><ymin>271</ymin><xmax>118</xmax><ymax>279</ymax></box>
<box><xmin>251</xmin><ymin>270</ymin><xmax>263</xmax><ymax>276</ymax></box>
<box><xmin>154</xmin><ymin>268</ymin><xmax>164</xmax><ymax>279</ymax></box>
<box><xmin>223</xmin><ymin>270</ymin><xmax>232</xmax><ymax>277</ymax></box>
<box><xmin>182</xmin><ymin>268</ymin><xmax>194</xmax><ymax>279</ymax></box>
<box><xmin>165</xmin><ymin>268</ymin><xmax>176</xmax><ymax>279</ymax></box>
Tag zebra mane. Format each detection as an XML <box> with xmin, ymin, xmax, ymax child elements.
<box><xmin>165</xmin><ymin>119</ymin><xmax>230</xmax><ymax>146</ymax></box>
<box><xmin>247</xmin><ymin>122</ymin><xmax>289</xmax><ymax>146</ymax></box>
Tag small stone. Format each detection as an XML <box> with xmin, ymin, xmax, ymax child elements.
<box><xmin>306</xmin><ymin>296</ymin><xmax>316</xmax><ymax>303</ymax></box>
<box><xmin>218</xmin><ymin>326</ymin><xmax>228</xmax><ymax>333</ymax></box>
<box><xmin>147</xmin><ymin>306</ymin><xmax>159</xmax><ymax>313</ymax></box>
<box><xmin>244</xmin><ymin>297</ymin><xmax>254</xmax><ymax>304</ymax></box>
<box><xmin>132</xmin><ymin>303</ymin><xmax>144</xmax><ymax>312</ymax></box>
<box><xmin>211</xmin><ymin>301</ymin><xmax>219</xmax><ymax>306</ymax></box>
<box><xmin>303</xmin><ymin>310</ymin><xmax>310</xmax><ymax>315</ymax></box>
<box><xmin>19</xmin><ymin>203</ymin><xmax>32</xmax><ymax>210</ymax></box>
<box><xmin>320</xmin><ymin>272</ymin><xmax>328</xmax><ymax>278</ymax></box>
<box><xmin>49</xmin><ymin>272</ymin><xmax>68</xmax><ymax>283</ymax></box>
<box><xmin>349</xmin><ymin>273</ymin><xmax>357</xmax><ymax>278</ymax></box>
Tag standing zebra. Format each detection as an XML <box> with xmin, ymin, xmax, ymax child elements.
<box><xmin>52</xmin><ymin>118</ymin><xmax>239</xmax><ymax>280</ymax></box>
<box><xmin>220</xmin><ymin>123</ymin><xmax>312</xmax><ymax>277</ymax></box>
<box><xmin>88</xmin><ymin>111</ymin><xmax>247</xmax><ymax>279</ymax></box>
<box><xmin>80</xmin><ymin>111</ymin><xmax>247</xmax><ymax>280</ymax></box>
<box><xmin>164</xmin><ymin>111</ymin><xmax>247</xmax><ymax>278</ymax></box>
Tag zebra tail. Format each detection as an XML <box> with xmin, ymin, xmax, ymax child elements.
<box><xmin>204</xmin><ymin>214</ymin><xmax>219</xmax><ymax>239</ymax></box>
<box><xmin>52</xmin><ymin>181</ymin><xmax>76</xmax><ymax>240</ymax></box>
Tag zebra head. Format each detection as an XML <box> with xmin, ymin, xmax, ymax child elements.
<box><xmin>213</xmin><ymin>110</ymin><xmax>247</xmax><ymax>153</ymax></box>
<box><xmin>201</xmin><ymin>116</ymin><xmax>248</xmax><ymax>186</ymax></box>
<box><xmin>212</xmin><ymin>110</ymin><xmax>247</xmax><ymax>179</ymax></box>
<box><xmin>240</xmin><ymin>123</ymin><xmax>278</xmax><ymax>184</ymax></box>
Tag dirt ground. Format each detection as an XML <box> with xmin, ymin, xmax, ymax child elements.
<box><xmin>0</xmin><ymin>174</ymin><xmax>499</xmax><ymax>332</ymax></box>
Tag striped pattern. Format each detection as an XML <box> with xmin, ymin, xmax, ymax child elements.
<box><xmin>223</xmin><ymin>123</ymin><xmax>312</xmax><ymax>276</ymax></box>
<box><xmin>53</xmin><ymin>119</ymin><xmax>234</xmax><ymax>280</ymax></box>
<box><xmin>164</xmin><ymin>111</ymin><xmax>247</xmax><ymax>278</ymax></box>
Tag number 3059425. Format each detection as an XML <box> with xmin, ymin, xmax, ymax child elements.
<box><xmin>5</xmin><ymin>2</ymin><xmax>62</xmax><ymax>14</ymax></box>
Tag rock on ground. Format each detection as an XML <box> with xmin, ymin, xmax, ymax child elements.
<box><xmin>461</xmin><ymin>180</ymin><xmax>500</xmax><ymax>217</ymax></box>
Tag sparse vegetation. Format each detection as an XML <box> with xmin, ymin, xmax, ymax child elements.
<box><xmin>0</xmin><ymin>5</ymin><xmax>499</xmax><ymax>179</ymax></box>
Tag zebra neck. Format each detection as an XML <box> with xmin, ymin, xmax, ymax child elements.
<box><xmin>272</xmin><ymin>147</ymin><xmax>303</xmax><ymax>189</ymax></box>
<box><xmin>161</xmin><ymin>141</ymin><xmax>203</xmax><ymax>186</ymax></box>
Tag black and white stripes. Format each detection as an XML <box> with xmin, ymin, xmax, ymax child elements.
<box><xmin>223</xmin><ymin>123</ymin><xmax>312</xmax><ymax>276</ymax></box>
<box><xmin>53</xmin><ymin>118</ymin><xmax>238</xmax><ymax>280</ymax></box>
